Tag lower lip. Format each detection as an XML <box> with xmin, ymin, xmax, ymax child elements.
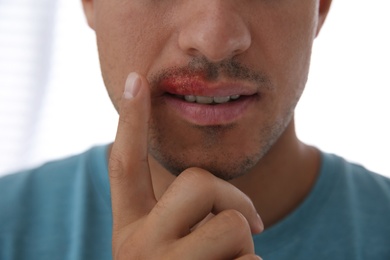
<box><xmin>163</xmin><ymin>95</ymin><xmax>258</xmax><ymax>126</ymax></box>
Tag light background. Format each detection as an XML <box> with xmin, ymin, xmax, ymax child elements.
<box><xmin>0</xmin><ymin>0</ymin><xmax>389</xmax><ymax>177</ymax></box>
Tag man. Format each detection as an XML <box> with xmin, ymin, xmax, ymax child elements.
<box><xmin>1</xmin><ymin>0</ymin><xmax>390</xmax><ymax>259</ymax></box>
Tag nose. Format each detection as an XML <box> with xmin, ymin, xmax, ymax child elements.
<box><xmin>178</xmin><ymin>2</ymin><xmax>251</xmax><ymax>62</ymax></box>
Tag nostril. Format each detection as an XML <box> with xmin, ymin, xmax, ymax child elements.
<box><xmin>177</xmin><ymin>8</ymin><xmax>251</xmax><ymax>62</ymax></box>
<box><xmin>186</xmin><ymin>47</ymin><xmax>201</xmax><ymax>58</ymax></box>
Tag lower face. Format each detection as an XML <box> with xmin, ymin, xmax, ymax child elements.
<box><xmin>94</xmin><ymin>0</ymin><xmax>319</xmax><ymax>180</ymax></box>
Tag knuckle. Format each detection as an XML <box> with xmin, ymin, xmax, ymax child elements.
<box><xmin>238</xmin><ymin>254</ymin><xmax>262</xmax><ymax>260</ymax></box>
<box><xmin>113</xmin><ymin>228</ymin><xmax>155</xmax><ymax>260</ymax></box>
<box><xmin>108</xmin><ymin>149</ymin><xmax>148</xmax><ymax>179</ymax></box>
<box><xmin>160</xmin><ymin>243</ymin><xmax>185</xmax><ymax>260</ymax></box>
<box><xmin>218</xmin><ymin>210</ymin><xmax>255</xmax><ymax>256</ymax></box>
<box><xmin>108</xmin><ymin>152</ymin><xmax>126</xmax><ymax>179</ymax></box>
<box><xmin>118</xmin><ymin>111</ymin><xmax>133</xmax><ymax>125</ymax></box>
<box><xmin>115</xmin><ymin>239</ymin><xmax>172</xmax><ymax>260</ymax></box>
<box><xmin>177</xmin><ymin>167</ymin><xmax>214</xmax><ymax>190</ymax></box>
<box><xmin>219</xmin><ymin>209</ymin><xmax>251</xmax><ymax>238</ymax></box>
<box><xmin>113</xmin><ymin>237</ymin><xmax>142</xmax><ymax>260</ymax></box>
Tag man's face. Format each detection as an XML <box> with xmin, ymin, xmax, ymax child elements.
<box><xmin>84</xmin><ymin>0</ymin><xmax>328</xmax><ymax>180</ymax></box>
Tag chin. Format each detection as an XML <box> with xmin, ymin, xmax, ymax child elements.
<box><xmin>148</xmin><ymin>103</ymin><xmax>294</xmax><ymax>181</ymax></box>
<box><xmin>149</xmin><ymin>141</ymin><xmax>271</xmax><ymax>181</ymax></box>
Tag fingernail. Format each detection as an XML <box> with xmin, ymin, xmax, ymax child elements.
<box><xmin>124</xmin><ymin>72</ymin><xmax>141</xmax><ymax>99</ymax></box>
<box><xmin>257</xmin><ymin>213</ymin><xmax>264</xmax><ymax>232</ymax></box>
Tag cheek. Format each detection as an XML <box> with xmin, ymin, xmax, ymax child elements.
<box><xmin>256</xmin><ymin>8</ymin><xmax>316</xmax><ymax>105</ymax></box>
<box><xmin>94</xmin><ymin>4</ymin><xmax>169</xmax><ymax>110</ymax></box>
<box><xmin>266</xmin><ymin>17</ymin><xmax>315</xmax><ymax>78</ymax></box>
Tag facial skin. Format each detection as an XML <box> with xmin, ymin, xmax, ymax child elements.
<box><xmin>83</xmin><ymin>0</ymin><xmax>331</xmax><ymax>181</ymax></box>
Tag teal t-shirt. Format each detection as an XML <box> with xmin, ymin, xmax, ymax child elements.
<box><xmin>1</xmin><ymin>145</ymin><xmax>390</xmax><ymax>259</ymax></box>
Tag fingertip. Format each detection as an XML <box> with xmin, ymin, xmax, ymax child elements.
<box><xmin>124</xmin><ymin>72</ymin><xmax>142</xmax><ymax>99</ymax></box>
<box><xmin>256</xmin><ymin>213</ymin><xmax>264</xmax><ymax>233</ymax></box>
<box><xmin>119</xmin><ymin>71</ymin><xmax>151</xmax><ymax>120</ymax></box>
<box><xmin>250</xmin><ymin>213</ymin><xmax>264</xmax><ymax>235</ymax></box>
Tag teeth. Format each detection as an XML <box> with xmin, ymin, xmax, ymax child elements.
<box><xmin>196</xmin><ymin>96</ymin><xmax>214</xmax><ymax>104</ymax></box>
<box><xmin>183</xmin><ymin>95</ymin><xmax>241</xmax><ymax>104</ymax></box>
<box><xmin>213</xmin><ymin>96</ymin><xmax>231</xmax><ymax>104</ymax></box>
<box><xmin>184</xmin><ymin>95</ymin><xmax>196</xmax><ymax>102</ymax></box>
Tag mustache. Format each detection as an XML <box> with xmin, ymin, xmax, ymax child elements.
<box><xmin>149</xmin><ymin>56</ymin><xmax>274</xmax><ymax>91</ymax></box>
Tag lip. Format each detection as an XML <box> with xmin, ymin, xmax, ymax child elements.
<box><xmin>158</xmin><ymin>77</ymin><xmax>259</xmax><ymax>126</ymax></box>
<box><xmin>159</xmin><ymin>77</ymin><xmax>258</xmax><ymax>97</ymax></box>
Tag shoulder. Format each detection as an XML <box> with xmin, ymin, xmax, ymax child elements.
<box><xmin>0</xmin><ymin>145</ymin><xmax>109</xmax><ymax>218</ymax></box>
<box><xmin>323</xmin><ymin>152</ymin><xmax>390</xmax><ymax>198</ymax></box>
<box><xmin>1</xmin><ymin>147</ymin><xmax>96</xmax><ymax>194</ymax></box>
<box><xmin>0</xmin><ymin>145</ymin><xmax>111</xmax><ymax>259</ymax></box>
<box><xmin>319</xmin><ymin>153</ymin><xmax>390</xmax><ymax>257</ymax></box>
<box><xmin>322</xmin><ymin>153</ymin><xmax>390</xmax><ymax>236</ymax></box>
<box><xmin>0</xmin><ymin>155</ymin><xmax>79</xmax><ymax>198</ymax></box>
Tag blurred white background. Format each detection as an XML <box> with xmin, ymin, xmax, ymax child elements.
<box><xmin>0</xmin><ymin>0</ymin><xmax>389</xmax><ymax>177</ymax></box>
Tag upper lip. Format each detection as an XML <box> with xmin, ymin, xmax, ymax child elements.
<box><xmin>157</xmin><ymin>76</ymin><xmax>259</xmax><ymax>97</ymax></box>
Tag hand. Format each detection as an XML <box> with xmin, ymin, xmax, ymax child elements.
<box><xmin>108</xmin><ymin>72</ymin><xmax>264</xmax><ymax>259</ymax></box>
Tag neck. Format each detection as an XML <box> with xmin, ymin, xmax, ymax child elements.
<box><xmin>148</xmin><ymin>119</ymin><xmax>320</xmax><ymax>229</ymax></box>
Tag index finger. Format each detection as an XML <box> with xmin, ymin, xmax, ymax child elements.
<box><xmin>109</xmin><ymin>72</ymin><xmax>156</xmax><ymax>229</ymax></box>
